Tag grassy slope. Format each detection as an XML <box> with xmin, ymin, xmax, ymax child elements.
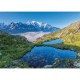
<box><xmin>35</xmin><ymin>21</ymin><xmax>80</xmax><ymax>56</ymax></box>
<box><xmin>0</xmin><ymin>30</ymin><xmax>34</xmax><ymax>68</ymax></box>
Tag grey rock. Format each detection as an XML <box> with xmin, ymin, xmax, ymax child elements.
<box><xmin>44</xmin><ymin>65</ymin><xmax>53</xmax><ymax>68</ymax></box>
<box><xmin>0</xmin><ymin>53</ymin><xmax>2</xmax><ymax>56</ymax></box>
<box><xmin>12</xmin><ymin>60</ymin><xmax>18</xmax><ymax>65</ymax></box>
<box><xmin>74</xmin><ymin>59</ymin><xmax>80</xmax><ymax>68</ymax></box>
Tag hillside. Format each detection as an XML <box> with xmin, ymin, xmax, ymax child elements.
<box><xmin>35</xmin><ymin>21</ymin><xmax>80</xmax><ymax>56</ymax></box>
<box><xmin>0</xmin><ymin>30</ymin><xmax>34</xmax><ymax>68</ymax></box>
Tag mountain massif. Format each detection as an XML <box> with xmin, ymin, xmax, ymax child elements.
<box><xmin>0</xmin><ymin>21</ymin><xmax>59</xmax><ymax>42</ymax></box>
<box><xmin>0</xmin><ymin>21</ymin><xmax>59</xmax><ymax>34</ymax></box>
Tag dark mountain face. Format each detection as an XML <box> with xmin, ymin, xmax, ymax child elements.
<box><xmin>0</xmin><ymin>21</ymin><xmax>60</xmax><ymax>34</ymax></box>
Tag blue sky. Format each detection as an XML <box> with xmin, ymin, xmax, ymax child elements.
<box><xmin>0</xmin><ymin>12</ymin><xmax>80</xmax><ymax>28</ymax></box>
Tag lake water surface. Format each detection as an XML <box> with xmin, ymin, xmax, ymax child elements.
<box><xmin>43</xmin><ymin>39</ymin><xmax>63</xmax><ymax>45</ymax></box>
<box><xmin>21</xmin><ymin>46</ymin><xmax>77</xmax><ymax>68</ymax></box>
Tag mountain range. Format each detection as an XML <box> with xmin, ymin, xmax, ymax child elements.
<box><xmin>0</xmin><ymin>21</ymin><xmax>59</xmax><ymax>42</ymax></box>
<box><xmin>0</xmin><ymin>21</ymin><xmax>59</xmax><ymax>34</ymax></box>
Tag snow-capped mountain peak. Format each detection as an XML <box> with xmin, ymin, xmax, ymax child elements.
<box><xmin>0</xmin><ymin>21</ymin><xmax>60</xmax><ymax>34</ymax></box>
<box><xmin>0</xmin><ymin>21</ymin><xmax>60</xmax><ymax>42</ymax></box>
<box><xmin>30</xmin><ymin>21</ymin><xmax>42</xmax><ymax>26</ymax></box>
<box><xmin>26</xmin><ymin>21</ymin><xmax>51</xmax><ymax>28</ymax></box>
<box><xmin>35</xmin><ymin>21</ymin><xmax>42</xmax><ymax>27</ymax></box>
<box><xmin>26</xmin><ymin>21</ymin><xmax>31</xmax><ymax>25</ymax></box>
<box><xmin>31</xmin><ymin>21</ymin><xmax>36</xmax><ymax>23</ymax></box>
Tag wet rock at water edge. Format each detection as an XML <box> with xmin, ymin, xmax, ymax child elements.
<box><xmin>74</xmin><ymin>59</ymin><xmax>80</xmax><ymax>68</ymax></box>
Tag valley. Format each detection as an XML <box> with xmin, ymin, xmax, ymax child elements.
<box><xmin>0</xmin><ymin>20</ymin><xmax>80</xmax><ymax>68</ymax></box>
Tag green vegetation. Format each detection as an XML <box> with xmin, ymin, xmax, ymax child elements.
<box><xmin>0</xmin><ymin>20</ymin><xmax>80</xmax><ymax>68</ymax></box>
<box><xmin>0</xmin><ymin>30</ymin><xmax>34</xmax><ymax>68</ymax></box>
